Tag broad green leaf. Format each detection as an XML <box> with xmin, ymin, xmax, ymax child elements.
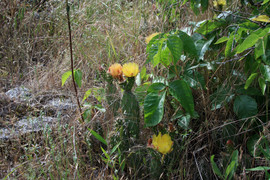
<box><xmin>74</xmin><ymin>69</ymin><xmax>82</xmax><ymax>88</ymax></box>
<box><xmin>260</xmin><ymin>64</ymin><xmax>270</xmax><ymax>82</ymax></box>
<box><xmin>177</xmin><ymin>31</ymin><xmax>198</xmax><ymax>58</ymax></box>
<box><xmin>147</xmin><ymin>82</ymin><xmax>167</xmax><ymax>93</ymax></box>
<box><xmin>167</xmin><ymin>35</ymin><xmax>183</xmax><ymax>65</ymax></box>
<box><xmin>237</xmin><ymin>33</ymin><xmax>260</xmax><ymax>54</ymax></box>
<box><xmin>215</xmin><ymin>36</ymin><xmax>229</xmax><ymax>44</ymax></box>
<box><xmin>88</xmin><ymin>128</ymin><xmax>107</xmax><ymax>146</ymax></box>
<box><xmin>144</xmin><ymin>91</ymin><xmax>166</xmax><ymax>127</ymax></box>
<box><xmin>196</xmin><ymin>20</ymin><xmax>225</xmax><ymax>35</ymax></box>
<box><xmin>169</xmin><ymin>80</ymin><xmax>195</xmax><ymax>116</ymax></box>
<box><xmin>183</xmin><ymin>69</ymin><xmax>206</xmax><ymax>89</ymax></box>
<box><xmin>62</xmin><ymin>70</ymin><xmax>72</xmax><ymax>86</ymax></box>
<box><xmin>244</xmin><ymin>73</ymin><xmax>258</xmax><ymax>89</ymax></box>
<box><xmin>153</xmin><ymin>38</ymin><xmax>166</xmax><ymax>66</ymax></box>
<box><xmin>171</xmin><ymin>110</ymin><xmax>191</xmax><ymax>129</ymax></box>
<box><xmin>210</xmin><ymin>155</ymin><xmax>223</xmax><ymax>178</ymax></box>
<box><xmin>246</xmin><ymin>166</ymin><xmax>270</xmax><ymax>171</ymax></box>
<box><xmin>199</xmin><ymin>36</ymin><xmax>215</xmax><ymax>60</ymax></box>
<box><xmin>146</xmin><ymin>34</ymin><xmax>164</xmax><ymax>64</ymax></box>
<box><xmin>160</xmin><ymin>46</ymin><xmax>173</xmax><ymax>66</ymax></box>
<box><xmin>258</xmin><ymin>77</ymin><xmax>266</xmax><ymax>95</ymax></box>
<box><xmin>233</xmin><ymin>95</ymin><xmax>258</xmax><ymax>119</ymax></box>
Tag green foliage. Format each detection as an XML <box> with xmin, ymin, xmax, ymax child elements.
<box><xmin>169</xmin><ymin>80</ymin><xmax>195</xmax><ymax>116</ymax></box>
<box><xmin>233</xmin><ymin>95</ymin><xmax>258</xmax><ymax>119</ymax></box>
<box><xmin>211</xmin><ymin>150</ymin><xmax>239</xmax><ymax>180</ymax></box>
<box><xmin>61</xmin><ymin>69</ymin><xmax>82</xmax><ymax>88</ymax></box>
<box><xmin>144</xmin><ymin>90</ymin><xmax>166</xmax><ymax>127</ymax></box>
<box><xmin>88</xmin><ymin>128</ymin><xmax>107</xmax><ymax>146</ymax></box>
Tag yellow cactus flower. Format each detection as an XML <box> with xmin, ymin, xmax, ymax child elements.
<box><xmin>152</xmin><ymin>132</ymin><xmax>173</xmax><ymax>155</ymax></box>
<box><xmin>122</xmin><ymin>62</ymin><xmax>139</xmax><ymax>77</ymax></box>
<box><xmin>213</xmin><ymin>0</ymin><xmax>226</xmax><ymax>7</ymax></box>
<box><xmin>108</xmin><ymin>63</ymin><xmax>123</xmax><ymax>79</ymax></box>
<box><xmin>145</xmin><ymin>32</ymin><xmax>160</xmax><ymax>44</ymax></box>
<box><xmin>252</xmin><ymin>15</ymin><xmax>270</xmax><ymax>23</ymax></box>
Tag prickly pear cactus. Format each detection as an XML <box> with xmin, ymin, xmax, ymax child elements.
<box><xmin>120</xmin><ymin>77</ymin><xmax>140</xmax><ymax>140</ymax></box>
<box><xmin>99</xmin><ymin>67</ymin><xmax>120</xmax><ymax>116</ymax></box>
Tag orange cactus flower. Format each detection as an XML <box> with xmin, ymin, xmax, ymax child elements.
<box><xmin>122</xmin><ymin>62</ymin><xmax>139</xmax><ymax>77</ymax></box>
<box><xmin>108</xmin><ymin>63</ymin><xmax>123</xmax><ymax>80</ymax></box>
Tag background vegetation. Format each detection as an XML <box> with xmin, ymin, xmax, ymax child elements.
<box><xmin>1</xmin><ymin>0</ymin><xmax>270</xmax><ymax>179</ymax></box>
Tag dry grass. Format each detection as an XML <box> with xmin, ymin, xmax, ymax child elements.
<box><xmin>1</xmin><ymin>0</ymin><xmax>269</xmax><ymax>179</ymax></box>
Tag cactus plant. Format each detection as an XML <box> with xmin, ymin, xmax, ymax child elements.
<box><xmin>120</xmin><ymin>77</ymin><xmax>140</xmax><ymax>140</ymax></box>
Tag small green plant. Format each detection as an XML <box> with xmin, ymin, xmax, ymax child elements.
<box><xmin>211</xmin><ymin>150</ymin><xmax>239</xmax><ymax>180</ymax></box>
<box><xmin>246</xmin><ymin>136</ymin><xmax>270</xmax><ymax>179</ymax></box>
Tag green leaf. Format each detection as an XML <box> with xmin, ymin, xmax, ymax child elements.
<box><xmin>262</xmin><ymin>0</ymin><xmax>270</xmax><ymax>5</ymax></box>
<box><xmin>196</xmin><ymin>20</ymin><xmax>225</xmax><ymax>35</ymax></box>
<box><xmin>153</xmin><ymin>39</ymin><xmax>166</xmax><ymax>67</ymax></box>
<box><xmin>244</xmin><ymin>73</ymin><xmax>258</xmax><ymax>89</ymax></box>
<box><xmin>246</xmin><ymin>166</ymin><xmax>270</xmax><ymax>171</ymax></box>
<box><xmin>88</xmin><ymin>128</ymin><xmax>107</xmax><ymax>146</ymax></box>
<box><xmin>233</xmin><ymin>95</ymin><xmax>258</xmax><ymax>119</ymax></box>
<box><xmin>147</xmin><ymin>83</ymin><xmax>167</xmax><ymax>93</ymax></box>
<box><xmin>62</xmin><ymin>71</ymin><xmax>72</xmax><ymax>86</ymax></box>
<box><xmin>169</xmin><ymin>80</ymin><xmax>195</xmax><ymax>116</ymax></box>
<box><xmin>167</xmin><ymin>35</ymin><xmax>183</xmax><ymax>65</ymax></box>
<box><xmin>171</xmin><ymin>110</ymin><xmax>191</xmax><ymax>129</ymax></box>
<box><xmin>215</xmin><ymin>36</ymin><xmax>229</xmax><ymax>44</ymax></box>
<box><xmin>83</xmin><ymin>89</ymin><xmax>92</xmax><ymax>102</ymax></box>
<box><xmin>144</xmin><ymin>91</ymin><xmax>166</xmax><ymax>127</ymax></box>
<box><xmin>225</xmin><ymin>33</ymin><xmax>235</xmax><ymax>57</ymax></box>
<box><xmin>237</xmin><ymin>33</ymin><xmax>260</xmax><ymax>54</ymax></box>
<box><xmin>177</xmin><ymin>31</ymin><xmax>198</xmax><ymax>58</ymax></box>
<box><xmin>183</xmin><ymin>69</ymin><xmax>206</xmax><ymax>89</ymax></box>
<box><xmin>74</xmin><ymin>69</ymin><xmax>82</xmax><ymax>88</ymax></box>
<box><xmin>260</xmin><ymin>64</ymin><xmax>270</xmax><ymax>82</ymax></box>
<box><xmin>258</xmin><ymin>77</ymin><xmax>266</xmax><ymax>95</ymax></box>
<box><xmin>225</xmin><ymin>150</ymin><xmax>238</xmax><ymax>180</ymax></box>
<box><xmin>199</xmin><ymin>36</ymin><xmax>215</xmax><ymax>60</ymax></box>
<box><xmin>140</xmin><ymin>66</ymin><xmax>147</xmax><ymax>81</ymax></box>
<box><xmin>255</xmin><ymin>39</ymin><xmax>264</xmax><ymax>59</ymax></box>
<box><xmin>210</xmin><ymin>155</ymin><xmax>223</xmax><ymax>178</ymax></box>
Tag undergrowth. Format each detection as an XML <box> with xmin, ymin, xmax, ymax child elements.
<box><xmin>1</xmin><ymin>0</ymin><xmax>270</xmax><ymax>179</ymax></box>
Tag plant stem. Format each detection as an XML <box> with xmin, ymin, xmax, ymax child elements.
<box><xmin>66</xmin><ymin>0</ymin><xmax>84</xmax><ymax>123</ymax></box>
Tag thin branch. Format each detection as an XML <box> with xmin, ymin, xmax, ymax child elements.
<box><xmin>66</xmin><ymin>0</ymin><xmax>84</xmax><ymax>123</ymax></box>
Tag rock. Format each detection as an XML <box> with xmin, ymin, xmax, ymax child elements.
<box><xmin>0</xmin><ymin>116</ymin><xmax>60</xmax><ymax>139</ymax></box>
<box><xmin>5</xmin><ymin>86</ymin><xmax>32</xmax><ymax>101</ymax></box>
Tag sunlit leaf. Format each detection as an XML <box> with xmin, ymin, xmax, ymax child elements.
<box><xmin>244</xmin><ymin>73</ymin><xmax>258</xmax><ymax>90</ymax></box>
<box><xmin>61</xmin><ymin>70</ymin><xmax>72</xmax><ymax>86</ymax></box>
<box><xmin>237</xmin><ymin>33</ymin><xmax>260</xmax><ymax>54</ymax></box>
<box><xmin>252</xmin><ymin>15</ymin><xmax>270</xmax><ymax>23</ymax></box>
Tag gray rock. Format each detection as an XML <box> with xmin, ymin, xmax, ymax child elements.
<box><xmin>5</xmin><ymin>86</ymin><xmax>32</xmax><ymax>101</ymax></box>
